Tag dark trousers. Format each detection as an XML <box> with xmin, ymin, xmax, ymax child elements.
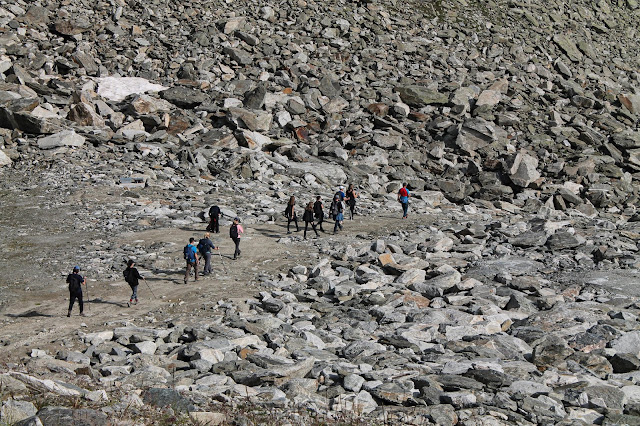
<box><xmin>349</xmin><ymin>203</ymin><xmax>355</xmax><ymax>219</ymax></box>
<box><xmin>207</xmin><ymin>216</ymin><xmax>219</xmax><ymax>233</ymax></box>
<box><xmin>203</xmin><ymin>252</ymin><xmax>212</xmax><ymax>274</ymax></box>
<box><xmin>402</xmin><ymin>202</ymin><xmax>409</xmax><ymax>218</ymax></box>
<box><xmin>185</xmin><ymin>261</ymin><xmax>198</xmax><ymax>283</ymax></box>
<box><xmin>68</xmin><ymin>291</ymin><xmax>83</xmax><ymax>313</ymax></box>
<box><xmin>334</xmin><ymin>219</ymin><xmax>343</xmax><ymax>232</ymax></box>
<box><xmin>232</xmin><ymin>237</ymin><xmax>241</xmax><ymax>259</ymax></box>
<box><xmin>129</xmin><ymin>284</ymin><xmax>138</xmax><ymax>301</ymax></box>
<box><xmin>287</xmin><ymin>215</ymin><xmax>299</xmax><ymax>232</ymax></box>
<box><xmin>304</xmin><ymin>221</ymin><xmax>318</xmax><ymax>239</ymax></box>
<box><xmin>315</xmin><ymin>215</ymin><xmax>324</xmax><ymax>231</ymax></box>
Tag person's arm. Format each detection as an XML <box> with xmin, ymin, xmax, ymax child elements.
<box><xmin>82</xmin><ymin>276</ymin><xmax>86</xmax><ymax>286</ymax></box>
<box><xmin>135</xmin><ymin>268</ymin><xmax>143</xmax><ymax>279</ymax></box>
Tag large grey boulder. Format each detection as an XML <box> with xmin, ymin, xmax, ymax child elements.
<box><xmin>37</xmin><ymin>130</ymin><xmax>85</xmax><ymax>149</ymax></box>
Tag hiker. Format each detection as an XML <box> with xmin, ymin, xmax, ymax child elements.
<box><xmin>66</xmin><ymin>266</ymin><xmax>86</xmax><ymax>317</ymax></box>
<box><xmin>313</xmin><ymin>195</ymin><xmax>325</xmax><ymax>232</ymax></box>
<box><xmin>230</xmin><ymin>217</ymin><xmax>244</xmax><ymax>260</ymax></box>
<box><xmin>198</xmin><ymin>232</ymin><xmax>218</xmax><ymax>276</ymax></box>
<box><xmin>123</xmin><ymin>259</ymin><xmax>143</xmax><ymax>307</ymax></box>
<box><xmin>345</xmin><ymin>184</ymin><xmax>358</xmax><ymax>220</ymax></box>
<box><xmin>398</xmin><ymin>182</ymin><xmax>411</xmax><ymax>219</ymax></box>
<box><xmin>336</xmin><ymin>185</ymin><xmax>346</xmax><ymax>201</ymax></box>
<box><xmin>207</xmin><ymin>205</ymin><xmax>221</xmax><ymax>233</ymax></box>
<box><xmin>330</xmin><ymin>194</ymin><xmax>344</xmax><ymax>233</ymax></box>
<box><xmin>302</xmin><ymin>202</ymin><xmax>319</xmax><ymax>239</ymax></box>
<box><xmin>284</xmin><ymin>195</ymin><xmax>299</xmax><ymax>234</ymax></box>
<box><xmin>184</xmin><ymin>237</ymin><xmax>199</xmax><ymax>284</ymax></box>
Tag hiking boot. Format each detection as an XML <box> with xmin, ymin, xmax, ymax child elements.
<box><xmin>67</xmin><ymin>311</ymin><xmax>71</xmax><ymax>317</ymax></box>
<box><xmin>134</xmin><ymin>299</ymin><xmax>138</xmax><ymax>305</ymax></box>
<box><xmin>127</xmin><ymin>301</ymin><xmax>130</xmax><ymax>307</ymax></box>
<box><xmin>80</xmin><ymin>313</ymin><xmax>86</xmax><ymax>317</ymax></box>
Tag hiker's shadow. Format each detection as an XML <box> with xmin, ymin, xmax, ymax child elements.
<box><xmin>87</xmin><ymin>298</ymin><xmax>128</xmax><ymax>308</ymax></box>
<box><xmin>6</xmin><ymin>310</ymin><xmax>55</xmax><ymax>318</ymax></box>
<box><xmin>251</xmin><ymin>224</ymin><xmax>288</xmax><ymax>239</ymax></box>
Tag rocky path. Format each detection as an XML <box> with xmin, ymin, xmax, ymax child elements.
<box><xmin>0</xmin><ymin>211</ymin><xmax>422</xmax><ymax>363</ymax></box>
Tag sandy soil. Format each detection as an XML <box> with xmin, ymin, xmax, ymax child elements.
<box><xmin>0</xmin><ymin>212</ymin><xmax>425</xmax><ymax>363</ymax></box>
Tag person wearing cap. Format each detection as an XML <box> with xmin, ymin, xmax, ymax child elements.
<box><xmin>123</xmin><ymin>259</ymin><xmax>143</xmax><ymax>306</ymax></box>
<box><xmin>66</xmin><ymin>266</ymin><xmax>86</xmax><ymax>317</ymax></box>
<box><xmin>229</xmin><ymin>217</ymin><xmax>244</xmax><ymax>260</ymax></box>
<box><xmin>336</xmin><ymin>186</ymin><xmax>346</xmax><ymax>201</ymax></box>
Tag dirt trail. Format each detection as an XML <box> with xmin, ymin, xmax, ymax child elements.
<box><xmin>0</xmin><ymin>213</ymin><xmax>425</xmax><ymax>363</ymax></box>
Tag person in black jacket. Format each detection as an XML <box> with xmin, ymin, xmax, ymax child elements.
<box><xmin>230</xmin><ymin>217</ymin><xmax>244</xmax><ymax>260</ymax></box>
<box><xmin>302</xmin><ymin>202</ymin><xmax>319</xmax><ymax>239</ymax></box>
<box><xmin>124</xmin><ymin>259</ymin><xmax>143</xmax><ymax>307</ymax></box>
<box><xmin>207</xmin><ymin>205</ymin><xmax>221</xmax><ymax>233</ymax></box>
<box><xmin>66</xmin><ymin>266</ymin><xmax>86</xmax><ymax>317</ymax></box>
<box><xmin>284</xmin><ymin>196</ymin><xmax>299</xmax><ymax>234</ymax></box>
<box><xmin>345</xmin><ymin>184</ymin><xmax>358</xmax><ymax>220</ymax></box>
<box><xmin>313</xmin><ymin>196</ymin><xmax>325</xmax><ymax>232</ymax></box>
<box><xmin>198</xmin><ymin>232</ymin><xmax>218</xmax><ymax>276</ymax></box>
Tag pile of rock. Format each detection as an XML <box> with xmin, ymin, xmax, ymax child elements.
<box><xmin>3</xmin><ymin>199</ymin><xmax>640</xmax><ymax>423</ymax></box>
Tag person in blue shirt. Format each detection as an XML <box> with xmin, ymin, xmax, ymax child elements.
<box><xmin>336</xmin><ymin>185</ymin><xmax>346</xmax><ymax>201</ymax></box>
<box><xmin>397</xmin><ymin>182</ymin><xmax>411</xmax><ymax>219</ymax></box>
<box><xmin>184</xmin><ymin>238</ymin><xmax>199</xmax><ymax>284</ymax></box>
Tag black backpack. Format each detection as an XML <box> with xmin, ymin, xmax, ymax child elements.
<box><xmin>123</xmin><ymin>268</ymin><xmax>131</xmax><ymax>284</ymax></box>
<box><xmin>230</xmin><ymin>224</ymin><xmax>238</xmax><ymax>239</ymax></box>
<box><xmin>209</xmin><ymin>206</ymin><xmax>220</xmax><ymax>217</ymax></box>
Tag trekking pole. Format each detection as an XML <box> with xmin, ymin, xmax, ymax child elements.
<box><xmin>84</xmin><ymin>279</ymin><xmax>89</xmax><ymax>312</ymax></box>
<box><xmin>143</xmin><ymin>278</ymin><xmax>157</xmax><ymax>298</ymax></box>
<box><xmin>216</xmin><ymin>249</ymin><xmax>228</xmax><ymax>273</ymax></box>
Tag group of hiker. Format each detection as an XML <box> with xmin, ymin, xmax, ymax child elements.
<box><xmin>65</xmin><ymin>183</ymin><xmax>412</xmax><ymax>316</ymax></box>
<box><xmin>285</xmin><ymin>184</ymin><xmax>360</xmax><ymax>238</ymax></box>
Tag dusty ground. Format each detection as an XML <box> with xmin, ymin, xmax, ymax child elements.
<box><xmin>0</xmin><ymin>207</ymin><xmax>426</xmax><ymax>363</ymax></box>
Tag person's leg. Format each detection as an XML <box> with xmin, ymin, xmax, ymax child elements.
<box><xmin>312</xmin><ymin>222</ymin><xmax>319</xmax><ymax>236</ymax></box>
<box><xmin>304</xmin><ymin>222</ymin><xmax>308</xmax><ymax>239</ymax></box>
<box><xmin>287</xmin><ymin>217</ymin><xmax>291</xmax><ymax>233</ymax></box>
<box><xmin>295</xmin><ymin>215</ymin><xmax>299</xmax><ymax>231</ymax></box>
<box><xmin>334</xmin><ymin>220</ymin><xmax>339</xmax><ymax>233</ymax></box>
<box><xmin>132</xmin><ymin>285</ymin><xmax>138</xmax><ymax>301</ymax></box>
<box><xmin>317</xmin><ymin>216</ymin><xmax>324</xmax><ymax>232</ymax></box>
<box><xmin>233</xmin><ymin>238</ymin><xmax>240</xmax><ymax>259</ymax></box>
<box><xmin>78</xmin><ymin>293</ymin><xmax>84</xmax><ymax>314</ymax></box>
<box><xmin>194</xmin><ymin>261</ymin><xmax>199</xmax><ymax>281</ymax></box>
<box><xmin>68</xmin><ymin>293</ymin><xmax>75</xmax><ymax>316</ymax></box>
<box><xmin>185</xmin><ymin>262</ymin><xmax>190</xmax><ymax>283</ymax></box>
<box><xmin>350</xmin><ymin>204</ymin><xmax>355</xmax><ymax>219</ymax></box>
<box><xmin>214</xmin><ymin>217</ymin><xmax>219</xmax><ymax>233</ymax></box>
<box><xmin>402</xmin><ymin>202</ymin><xmax>409</xmax><ymax>218</ymax></box>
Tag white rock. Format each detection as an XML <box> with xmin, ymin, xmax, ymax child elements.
<box><xmin>95</xmin><ymin>77</ymin><xmax>168</xmax><ymax>102</ymax></box>
<box><xmin>193</xmin><ymin>348</ymin><xmax>224</xmax><ymax>364</ymax></box>
<box><xmin>133</xmin><ymin>341</ymin><xmax>157</xmax><ymax>355</ymax></box>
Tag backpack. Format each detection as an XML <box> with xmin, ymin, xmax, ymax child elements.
<box><xmin>230</xmin><ymin>224</ymin><xmax>238</xmax><ymax>239</ymax></box>
<box><xmin>209</xmin><ymin>205</ymin><xmax>220</xmax><ymax>217</ymax></box>
<box><xmin>330</xmin><ymin>201</ymin><xmax>339</xmax><ymax>217</ymax></box>
<box><xmin>197</xmin><ymin>239</ymin><xmax>211</xmax><ymax>255</ymax></box>
<box><xmin>184</xmin><ymin>245</ymin><xmax>196</xmax><ymax>262</ymax></box>
<box><xmin>123</xmin><ymin>268</ymin><xmax>131</xmax><ymax>284</ymax></box>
